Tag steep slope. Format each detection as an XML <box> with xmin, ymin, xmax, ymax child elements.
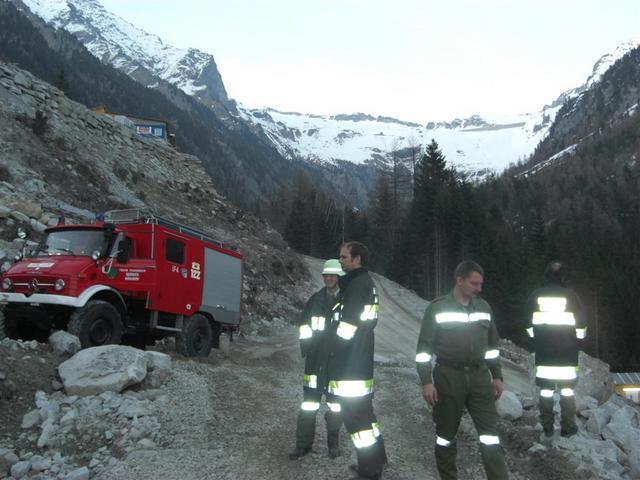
<box><xmin>0</xmin><ymin>58</ymin><xmax>311</xmax><ymax>328</ymax></box>
<box><xmin>522</xmin><ymin>43</ymin><xmax>640</xmax><ymax>174</ymax></box>
<box><xmin>239</xmin><ymin>108</ymin><xmax>556</xmax><ymax>181</ymax></box>
<box><xmin>240</xmin><ymin>40</ymin><xmax>640</xmax><ymax>179</ymax></box>
<box><xmin>0</xmin><ymin>0</ymin><xmax>304</xmax><ymax>212</ymax></box>
<box><xmin>19</xmin><ymin>0</ymin><xmax>233</xmax><ymax>117</ymax></box>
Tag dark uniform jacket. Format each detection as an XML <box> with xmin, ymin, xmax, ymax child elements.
<box><xmin>299</xmin><ymin>287</ymin><xmax>339</xmax><ymax>382</ymax></box>
<box><xmin>526</xmin><ymin>283</ymin><xmax>585</xmax><ymax>368</ymax></box>
<box><xmin>416</xmin><ymin>292</ymin><xmax>502</xmax><ymax>385</ymax></box>
<box><xmin>329</xmin><ymin>267</ymin><xmax>379</xmax><ymax>382</ymax></box>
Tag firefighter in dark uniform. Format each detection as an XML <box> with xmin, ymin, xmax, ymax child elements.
<box><xmin>329</xmin><ymin>242</ymin><xmax>387</xmax><ymax>480</ymax></box>
<box><xmin>526</xmin><ymin>261</ymin><xmax>586</xmax><ymax>438</ymax></box>
<box><xmin>289</xmin><ymin>259</ymin><xmax>345</xmax><ymax>460</ymax></box>
<box><xmin>416</xmin><ymin>260</ymin><xmax>509</xmax><ymax>480</ymax></box>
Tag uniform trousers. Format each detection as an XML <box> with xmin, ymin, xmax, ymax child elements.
<box><xmin>339</xmin><ymin>393</ymin><xmax>388</xmax><ymax>477</ymax></box>
<box><xmin>432</xmin><ymin>364</ymin><xmax>508</xmax><ymax>480</ymax></box>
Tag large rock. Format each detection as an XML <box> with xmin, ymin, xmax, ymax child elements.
<box><xmin>142</xmin><ymin>351</ymin><xmax>172</xmax><ymax>388</ymax></box>
<box><xmin>496</xmin><ymin>390</ymin><xmax>523</xmax><ymax>419</ymax></box>
<box><xmin>49</xmin><ymin>331</ymin><xmax>81</xmax><ymax>356</ymax></box>
<box><xmin>628</xmin><ymin>446</ymin><xmax>640</xmax><ymax>479</ymax></box>
<box><xmin>0</xmin><ymin>448</ymin><xmax>19</xmax><ymax>475</ymax></box>
<box><xmin>21</xmin><ymin>409</ymin><xmax>41</xmax><ymax>429</ymax></box>
<box><xmin>602</xmin><ymin>421</ymin><xmax>640</xmax><ymax>453</ymax></box>
<box><xmin>58</xmin><ymin>345</ymin><xmax>149</xmax><ymax>396</ymax></box>
<box><xmin>576</xmin><ymin>351</ymin><xmax>613</xmax><ymax>404</ymax></box>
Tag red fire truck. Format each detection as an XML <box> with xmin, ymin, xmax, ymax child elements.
<box><xmin>0</xmin><ymin>209</ymin><xmax>243</xmax><ymax>357</ymax></box>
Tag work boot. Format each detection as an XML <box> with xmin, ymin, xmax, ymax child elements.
<box><xmin>325</xmin><ymin>409</ymin><xmax>342</xmax><ymax>458</ymax></box>
<box><xmin>288</xmin><ymin>447</ymin><xmax>312</xmax><ymax>460</ymax></box>
<box><xmin>560</xmin><ymin>426</ymin><xmax>578</xmax><ymax>437</ymax></box>
<box><xmin>542</xmin><ymin>425</ymin><xmax>554</xmax><ymax>438</ymax></box>
<box><xmin>349</xmin><ymin>464</ymin><xmax>381</xmax><ymax>480</ymax></box>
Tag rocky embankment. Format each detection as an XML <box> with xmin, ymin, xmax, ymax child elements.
<box><xmin>0</xmin><ymin>60</ymin><xmax>315</xmax><ymax>329</ymax></box>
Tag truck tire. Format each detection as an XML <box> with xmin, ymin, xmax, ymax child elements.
<box><xmin>0</xmin><ymin>310</ymin><xmax>19</xmax><ymax>340</ymax></box>
<box><xmin>68</xmin><ymin>300</ymin><xmax>123</xmax><ymax>348</ymax></box>
<box><xmin>176</xmin><ymin>314</ymin><xmax>212</xmax><ymax>357</ymax></box>
<box><xmin>0</xmin><ymin>310</ymin><xmax>8</xmax><ymax>340</ymax></box>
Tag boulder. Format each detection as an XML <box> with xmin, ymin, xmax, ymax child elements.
<box><xmin>9</xmin><ymin>210</ymin><xmax>29</xmax><ymax>223</ymax></box>
<box><xmin>58</xmin><ymin>345</ymin><xmax>148</xmax><ymax>396</ymax></box>
<box><xmin>610</xmin><ymin>405</ymin><xmax>640</xmax><ymax>428</ymax></box>
<box><xmin>576</xmin><ymin>352</ymin><xmax>613</xmax><ymax>404</ymax></box>
<box><xmin>496</xmin><ymin>390</ymin><xmax>523</xmax><ymax>420</ymax></box>
<box><xmin>143</xmin><ymin>351</ymin><xmax>172</xmax><ymax>388</ymax></box>
<box><xmin>0</xmin><ymin>449</ymin><xmax>19</xmax><ymax>475</ymax></box>
<box><xmin>21</xmin><ymin>409</ymin><xmax>41</xmax><ymax>429</ymax></box>
<box><xmin>49</xmin><ymin>331</ymin><xmax>81</xmax><ymax>356</ymax></box>
<box><xmin>11</xmin><ymin>460</ymin><xmax>30</xmax><ymax>479</ymax></box>
<box><xmin>29</xmin><ymin>218</ymin><xmax>47</xmax><ymax>233</ymax></box>
<box><xmin>576</xmin><ymin>395</ymin><xmax>599</xmax><ymax>417</ymax></box>
<box><xmin>602</xmin><ymin>421</ymin><xmax>640</xmax><ymax>454</ymax></box>
<box><xmin>9</xmin><ymin>200</ymin><xmax>42</xmax><ymax>219</ymax></box>
<box><xmin>628</xmin><ymin>446</ymin><xmax>640</xmax><ymax>479</ymax></box>
<box><xmin>64</xmin><ymin>466</ymin><xmax>90</xmax><ymax>480</ymax></box>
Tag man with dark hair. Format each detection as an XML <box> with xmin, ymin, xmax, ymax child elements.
<box><xmin>329</xmin><ymin>241</ymin><xmax>387</xmax><ymax>480</ymax></box>
<box><xmin>526</xmin><ymin>261</ymin><xmax>586</xmax><ymax>438</ymax></box>
<box><xmin>289</xmin><ymin>259</ymin><xmax>345</xmax><ymax>460</ymax></box>
<box><xmin>416</xmin><ymin>260</ymin><xmax>508</xmax><ymax>480</ymax></box>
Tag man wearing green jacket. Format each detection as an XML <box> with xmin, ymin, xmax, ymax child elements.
<box><xmin>289</xmin><ymin>259</ymin><xmax>344</xmax><ymax>460</ymax></box>
<box><xmin>416</xmin><ymin>260</ymin><xmax>508</xmax><ymax>480</ymax></box>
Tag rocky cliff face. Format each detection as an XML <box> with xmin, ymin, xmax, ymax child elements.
<box><xmin>17</xmin><ymin>0</ymin><xmax>234</xmax><ymax>117</ymax></box>
<box><xmin>0</xmin><ymin>60</ymin><xmax>313</xmax><ymax>329</ymax></box>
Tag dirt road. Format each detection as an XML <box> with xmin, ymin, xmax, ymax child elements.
<box><xmin>95</xmin><ymin>258</ymin><xmax>577</xmax><ymax>480</ymax></box>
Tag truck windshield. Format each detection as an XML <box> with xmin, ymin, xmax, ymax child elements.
<box><xmin>37</xmin><ymin>229</ymin><xmax>106</xmax><ymax>257</ymax></box>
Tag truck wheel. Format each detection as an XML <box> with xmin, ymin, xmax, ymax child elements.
<box><xmin>0</xmin><ymin>310</ymin><xmax>19</xmax><ymax>340</ymax></box>
<box><xmin>176</xmin><ymin>314</ymin><xmax>212</xmax><ymax>357</ymax></box>
<box><xmin>68</xmin><ymin>300</ymin><xmax>123</xmax><ymax>348</ymax></box>
<box><xmin>0</xmin><ymin>311</ymin><xmax>9</xmax><ymax>340</ymax></box>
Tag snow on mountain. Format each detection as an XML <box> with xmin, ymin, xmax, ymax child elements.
<box><xmin>19</xmin><ymin>0</ymin><xmax>231</xmax><ymax>111</ymax></box>
<box><xmin>550</xmin><ymin>38</ymin><xmax>640</xmax><ymax>108</ymax></box>
<box><xmin>238</xmin><ymin>105</ymin><xmax>560</xmax><ymax>179</ymax></box>
<box><xmin>239</xmin><ymin>39</ymin><xmax>640</xmax><ymax>179</ymax></box>
<box><xmin>17</xmin><ymin>0</ymin><xmax>639</xmax><ymax>181</ymax></box>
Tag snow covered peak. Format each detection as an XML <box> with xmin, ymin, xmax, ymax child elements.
<box><xmin>19</xmin><ymin>0</ymin><xmax>69</xmax><ymax>22</ymax></box>
<box><xmin>20</xmin><ymin>0</ymin><xmax>231</xmax><ymax>110</ymax></box>
<box><xmin>239</xmin><ymin>104</ymin><xmax>560</xmax><ymax>181</ymax></box>
<box><xmin>549</xmin><ymin>38</ymin><xmax>640</xmax><ymax>108</ymax></box>
<box><xmin>585</xmin><ymin>39</ymin><xmax>640</xmax><ymax>88</ymax></box>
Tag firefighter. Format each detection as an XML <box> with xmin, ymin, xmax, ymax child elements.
<box><xmin>329</xmin><ymin>242</ymin><xmax>387</xmax><ymax>480</ymax></box>
<box><xmin>289</xmin><ymin>259</ymin><xmax>345</xmax><ymax>460</ymax></box>
<box><xmin>416</xmin><ymin>260</ymin><xmax>509</xmax><ymax>480</ymax></box>
<box><xmin>526</xmin><ymin>261</ymin><xmax>586</xmax><ymax>438</ymax></box>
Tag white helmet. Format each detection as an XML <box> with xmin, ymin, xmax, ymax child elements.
<box><xmin>322</xmin><ymin>259</ymin><xmax>345</xmax><ymax>276</ymax></box>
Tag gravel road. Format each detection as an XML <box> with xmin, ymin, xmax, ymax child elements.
<box><xmin>94</xmin><ymin>257</ymin><xmax>582</xmax><ymax>480</ymax></box>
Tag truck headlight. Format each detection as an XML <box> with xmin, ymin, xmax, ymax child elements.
<box><xmin>1</xmin><ymin>261</ymin><xmax>10</xmax><ymax>273</ymax></box>
<box><xmin>2</xmin><ymin>278</ymin><xmax>11</xmax><ymax>290</ymax></box>
<box><xmin>54</xmin><ymin>279</ymin><xmax>65</xmax><ymax>291</ymax></box>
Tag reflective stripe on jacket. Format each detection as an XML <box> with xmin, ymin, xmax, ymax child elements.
<box><xmin>416</xmin><ymin>292</ymin><xmax>502</xmax><ymax>385</ymax></box>
<box><xmin>526</xmin><ymin>284</ymin><xmax>585</xmax><ymax>369</ymax></box>
<box><xmin>299</xmin><ymin>287</ymin><xmax>339</xmax><ymax>380</ymax></box>
<box><xmin>328</xmin><ymin>267</ymin><xmax>379</xmax><ymax>384</ymax></box>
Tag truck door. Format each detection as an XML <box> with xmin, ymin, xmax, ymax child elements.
<box><xmin>155</xmin><ymin>231</ymin><xmax>199</xmax><ymax>315</ymax></box>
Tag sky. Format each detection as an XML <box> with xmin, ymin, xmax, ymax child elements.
<box><xmin>99</xmin><ymin>0</ymin><xmax>640</xmax><ymax>123</ymax></box>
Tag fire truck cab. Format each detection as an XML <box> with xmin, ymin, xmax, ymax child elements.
<box><xmin>0</xmin><ymin>209</ymin><xmax>243</xmax><ymax>357</ymax></box>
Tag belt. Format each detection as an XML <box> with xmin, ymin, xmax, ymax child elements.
<box><xmin>436</xmin><ymin>358</ymin><xmax>484</xmax><ymax>371</ymax></box>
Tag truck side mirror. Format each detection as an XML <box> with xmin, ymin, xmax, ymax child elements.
<box><xmin>116</xmin><ymin>238</ymin><xmax>132</xmax><ymax>264</ymax></box>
